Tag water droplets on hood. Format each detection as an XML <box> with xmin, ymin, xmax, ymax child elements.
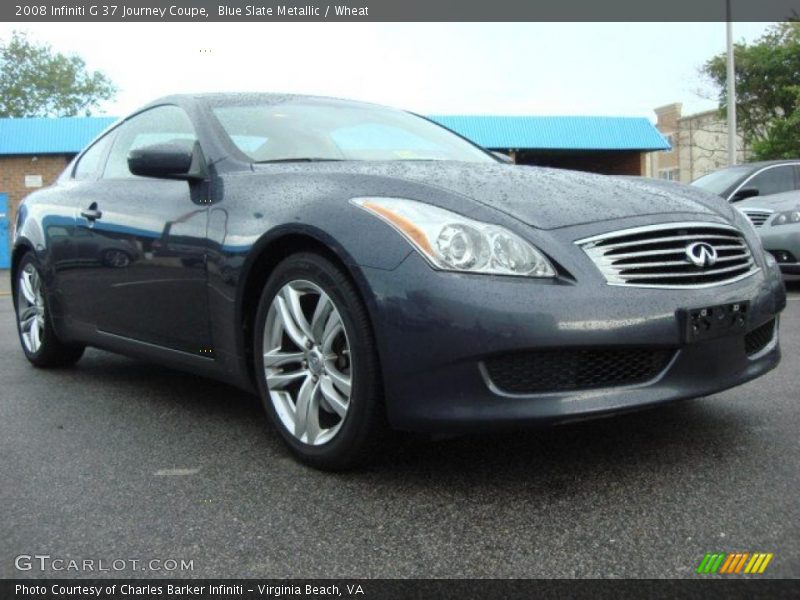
<box><xmin>253</xmin><ymin>160</ymin><xmax>732</xmax><ymax>229</ymax></box>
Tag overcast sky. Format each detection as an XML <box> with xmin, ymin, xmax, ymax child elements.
<box><xmin>1</xmin><ymin>22</ymin><xmax>774</xmax><ymax>120</ymax></box>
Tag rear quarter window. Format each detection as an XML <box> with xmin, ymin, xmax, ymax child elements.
<box><xmin>73</xmin><ymin>133</ymin><xmax>114</xmax><ymax>180</ymax></box>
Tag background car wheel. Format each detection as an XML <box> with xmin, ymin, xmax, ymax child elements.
<box><xmin>15</xmin><ymin>253</ymin><xmax>85</xmax><ymax>368</ymax></box>
<box><xmin>253</xmin><ymin>252</ymin><xmax>387</xmax><ymax>470</ymax></box>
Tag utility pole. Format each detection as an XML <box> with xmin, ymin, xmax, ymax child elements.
<box><xmin>726</xmin><ymin>0</ymin><xmax>737</xmax><ymax>166</ymax></box>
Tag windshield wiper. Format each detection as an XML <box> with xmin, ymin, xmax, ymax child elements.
<box><xmin>253</xmin><ymin>158</ymin><xmax>345</xmax><ymax>164</ymax></box>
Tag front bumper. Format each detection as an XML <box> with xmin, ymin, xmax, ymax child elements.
<box><xmin>778</xmin><ymin>264</ymin><xmax>800</xmax><ymax>279</ymax></box>
<box><xmin>361</xmin><ymin>250</ymin><xmax>786</xmax><ymax>433</ymax></box>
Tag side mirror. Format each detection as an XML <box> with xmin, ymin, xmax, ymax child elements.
<box><xmin>128</xmin><ymin>141</ymin><xmax>205</xmax><ymax>180</ymax></box>
<box><xmin>730</xmin><ymin>186</ymin><xmax>759</xmax><ymax>202</ymax></box>
<box><xmin>492</xmin><ymin>151</ymin><xmax>514</xmax><ymax>164</ymax></box>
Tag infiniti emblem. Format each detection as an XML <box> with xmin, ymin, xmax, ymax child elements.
<box><xmin>685</xmin><ymin>241</ymin><xmax>718</xmax><ymax>268</ymax></box>
<box><xmin>307</xmin><ymin>349</ymin><xmax>324</xmax><ymax>375</ymax></box>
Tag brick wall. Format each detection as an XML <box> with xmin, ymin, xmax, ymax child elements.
<box><xmin>516</xmin><ymin>150</ymin><xmax>646</xmax><ymax>176</ymax></box>
<box><xmin>0</xmin><ymin>154</ymin><xmax>72</xmax><ymax>224</ymax></box>
<box><xmin>652</xmin><ymin>103</ymin><xmax>749</xmax><ymax>184</ymax></box>
<box><xmin>653</xmin><ymin>103</ymin><xmax>681</xmax><ymax>180</ymax></box>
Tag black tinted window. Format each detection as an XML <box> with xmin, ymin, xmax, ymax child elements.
<box><xmin>748</xmin><ymin>166</ymin><xmax>797</xmax><ymax>197</ymax></box>
<box><xmin>103</xmin><ymin>106</ymin><xmax>196</xmax><ymax>179</ymax></box>
<box><xmin>73</xmin><ymin>133</ymin><xmax>113</xmax><ymax>180</ymax></box>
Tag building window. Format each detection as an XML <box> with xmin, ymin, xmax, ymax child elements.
<box><xmin>662</xmin><ymin>132</ymin><xmax>675</xmax><ymax>153</ymax></box>
<box><xmin>659</xmin><ymin>168</ymin><xmax>678</xmax><ymax>181</ymax></box>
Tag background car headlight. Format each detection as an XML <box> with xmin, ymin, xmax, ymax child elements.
<box><xmin>351</xmin><ymin>197</ymin><xmax>556</xmax><ymax>277</ymax></box>
<box><xmin>771</xmin><ymin>208</ymin><xmax>800</xmax><ymax>226</ymax></box>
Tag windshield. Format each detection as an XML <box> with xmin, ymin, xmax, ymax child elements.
<box><xmin>210</xmin><ymin>99</ymin><xmax>495</xmax><ymax>163</ymax></box>
<box><xmin>691</xmin><ymin>166</ymin><xmax>750</xmax><ymax>196</ymax></box>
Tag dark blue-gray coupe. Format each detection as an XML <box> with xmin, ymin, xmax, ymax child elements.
<box><xmin>12</xmin><ymin>94</ymin><xmax>786</xmax><ymax>469</ymax></box>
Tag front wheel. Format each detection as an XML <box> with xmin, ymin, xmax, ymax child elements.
<box><xmin>253</xmin><ymin>253</ymin><xmax>386</xmax><ymax>470</ymax></box>
<box><xmin>14</xmin><ymin>253</ymin><xmax>85</xmax><ymax>367</ymax></box>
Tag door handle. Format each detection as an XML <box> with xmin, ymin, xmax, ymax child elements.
<box><xmin>80</xmin><ymin>207</ymin><xmax>103</xmax><ymax>221</ymax></box>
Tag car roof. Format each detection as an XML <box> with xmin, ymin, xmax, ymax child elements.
<box><xmin>142</xmin><ymin>92</ymin><xmax>379</xmax><ymax>110</ymax></box>
<box><xmin>694</xmin><ymin>159</ymin><xmax>800</xmax><ymax>182</ymax></box>
<box><xmin>739</xmin><ymin>159</ymin><xmax>800</xmax><ymax>170</ymax></box>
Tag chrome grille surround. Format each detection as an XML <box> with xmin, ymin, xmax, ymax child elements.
<box><xmin>740</xmin><ymin>208</ymin><xmax>774</xmax><ymax>228</ymax></box>
<box><xmin>576</xmin><ymin>222</ymin><xmax>760</xmax><ymax>289</ymax></box>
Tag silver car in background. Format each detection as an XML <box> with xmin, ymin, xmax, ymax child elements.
<box><xmin>740</xmin><ymin>190</ymin><xmax>800</xmax><ymax>281</ymax></box>
<box><xmin>692</xmin><ymin>160</ymin><xmax>800</xmax><ymax>203</ymax></box>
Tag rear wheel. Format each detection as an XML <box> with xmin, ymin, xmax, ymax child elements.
<box><xmin>15</xmin><ymin>253</ymin><xmax>85</xmax><ymax>367</ymax></box>
<box><xmin>253</xmin><ymin>252</ymin><xmax>386</xmax><ymax>470</ymax></box>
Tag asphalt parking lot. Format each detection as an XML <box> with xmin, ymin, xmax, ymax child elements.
<box><xmin>1</xmin><ymin>272</ymin><xmax>798</xmax><ymax>579</ymax></box>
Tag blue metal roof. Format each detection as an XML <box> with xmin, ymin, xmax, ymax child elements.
<box><xmin>0</xmin><ymin>116</ymin><xmax>117</xmax><ymax>155</ymax></box>
<box><xmin>429</xmin><ymin>115</ymin><xmax>669</xmax><ymax>151</ymax></box>
<box><xmin>0</xmin><ymin>114</ymin><xmax>670</xmax><ymax>156</ymax></box>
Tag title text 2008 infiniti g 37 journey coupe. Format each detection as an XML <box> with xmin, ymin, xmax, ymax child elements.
<box><xmin>12</xmin><ymin>94</ymin><xmax>787</xmax><ymax>469</ymax></box>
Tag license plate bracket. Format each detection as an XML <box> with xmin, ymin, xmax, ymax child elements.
<box><xmin>679</xmin><ymin>301</ymin><xmax>749</xmax><ymax>343</ymax></box>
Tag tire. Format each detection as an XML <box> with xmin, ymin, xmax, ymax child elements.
<box><xmin>253</xmin><ymin>252</ymin><xmax>387</xmax><ymax>470</ymax></box>
<box><xmin>14</xmin><ymin>252</ymin><xmax>85</xmax><ymax>368</ymax></box>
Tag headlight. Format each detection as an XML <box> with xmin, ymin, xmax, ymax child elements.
<box><xmin>351</xmin><ymin>197</ymin><xmax>556</xmax><ymax>277</ymax></box>
<box><xmin>771</xmin><ymin>208</ymin><xmax>800</xmax><ymax>226</ymax></box>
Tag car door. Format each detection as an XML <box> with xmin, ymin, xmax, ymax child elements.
<box><xmin>72</xmin><ymin>105</ymin><xmax>213</xmax><ymax>354</ymax></box>
<box><xmin>55</xmin><ymin>129</ymin><xmax>116</xmax><ymax>327</ymax></box>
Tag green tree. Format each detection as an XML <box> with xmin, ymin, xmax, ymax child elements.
<box><xmin>0</xmin><ymin>30</ymin><xmax>116</xmax><ymax>118</ymax></box>
<box><xmin>702</xmin><ymin>22</ymin><xmax>800</xmax><ymax>160</ymax></box>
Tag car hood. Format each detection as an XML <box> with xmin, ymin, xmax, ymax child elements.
<box><xmin>739</xmin><ymin>191</ymin><xmax>800</xmax><ymax>212</ymax></box>
<box><xmin>255</xmin><ymin>161</ymin><xmax>734</xmax><ymax>230</ymax></box>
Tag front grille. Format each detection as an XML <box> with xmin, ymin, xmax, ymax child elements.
<box><xmin>745</xmin><ymin>319</ymin><xmax>776</xmax><ymax>357</ymax></box>
<box><xmin>741</xmin><ymin>209</ymin><xmax>773</xmax><ymax>228</ymax></box>
<box><xmin>483</xmin><ymin>348</ymin><xmax>674</xmax><ymax>394</ymax></box>
<box><xmin>577</xmin><ymin>222</ymin><xmax>758</xmax><ymax>288</ymax></box>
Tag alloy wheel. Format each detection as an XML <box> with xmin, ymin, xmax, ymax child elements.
<box><xmin>262</xmin><ymin>280</ymin><xmax>353</xmax><ymax>445</ymax></box>
<box><xmin>17</xmin><ymin>263</ymin><xmax>46</xmax><ymax>354</ymax></box>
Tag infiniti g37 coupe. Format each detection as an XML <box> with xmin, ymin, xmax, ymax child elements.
<box><xmin>12</xmin><ymin>94</ymin><xmax>787</xmax><ymax>469</ymax></box>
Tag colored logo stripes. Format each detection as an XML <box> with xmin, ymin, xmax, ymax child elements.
<box><xmin>697</xmin><ymin>552</ymin><xmax>773</xmax><ymax>574</ymax></box>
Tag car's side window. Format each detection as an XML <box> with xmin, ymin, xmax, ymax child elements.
<box><xmin>747</xmin><ymin>166</ymin><xmax>796</xmax><ymax>197</ymax></box>
<box><xmin>102</xmin><ymin>105</ymin><xmax>197</xmax><ymax>180</ymax></box>
<box><xmin>73</xmin><ymin>133</ymin><xmax>114</xmax><ymax>181</ymax></box>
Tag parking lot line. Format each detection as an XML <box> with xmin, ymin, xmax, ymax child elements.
<box><xmin>154</xmin><ymin>468</ymin><xmax>201</xmax><ymax>476</ymax></box>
